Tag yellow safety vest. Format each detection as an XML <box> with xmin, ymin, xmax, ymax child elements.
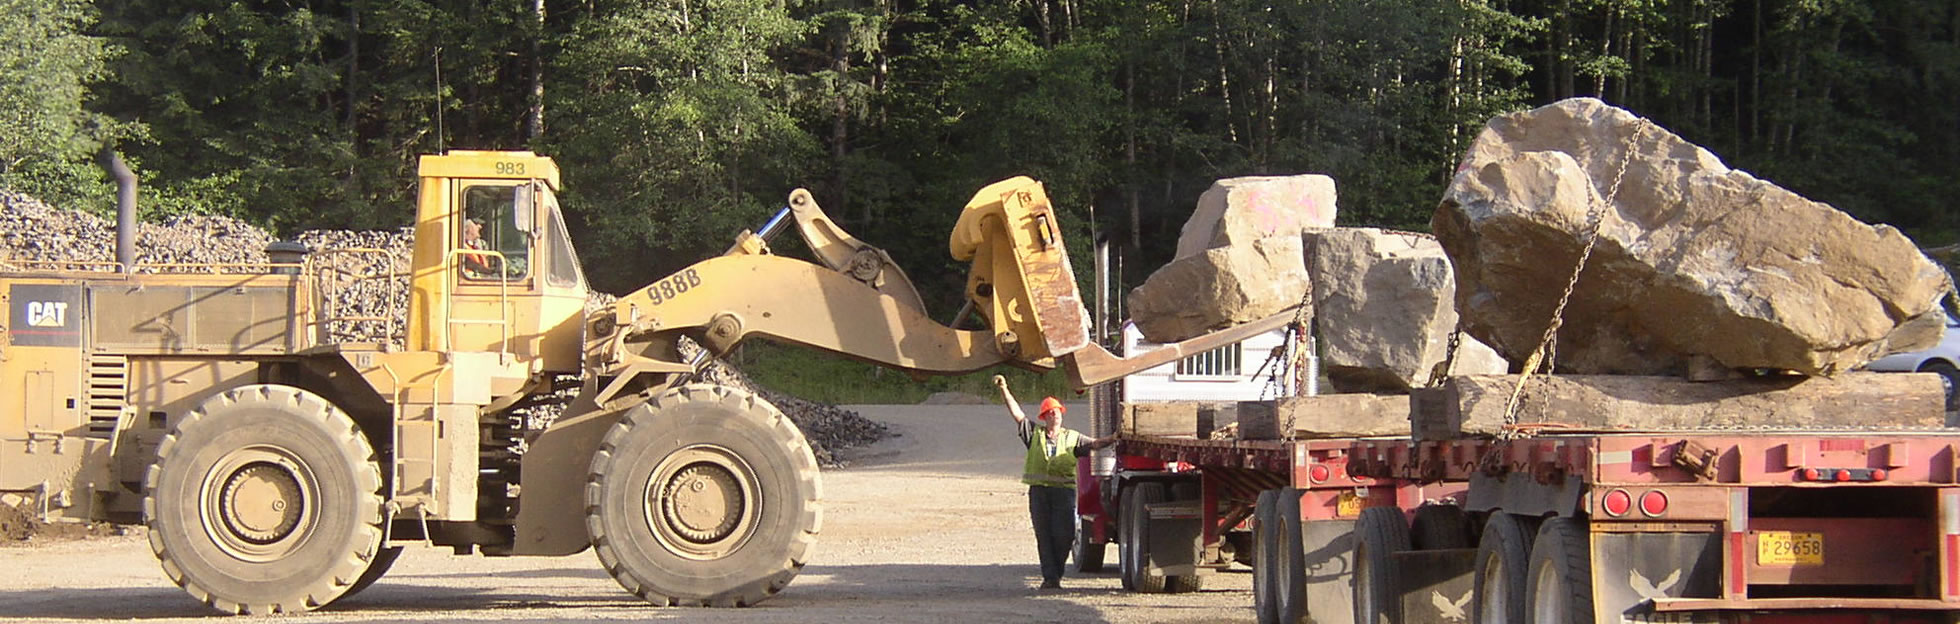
<box><xmin>1022</xmin><ymin>427</ymin><xmax>1082</xmax><ymax>488</ymax></box>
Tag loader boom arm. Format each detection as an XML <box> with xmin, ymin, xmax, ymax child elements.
<box><xmin>580</xmin><ymin>176</ymin><xmax>1294</xmax><ymax>406</ymax></box>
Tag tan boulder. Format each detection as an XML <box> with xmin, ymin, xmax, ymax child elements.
<box><xmin>1174</xmin><ymin>175</ymin><xmax>1337</xmax><ymax>259</ymax></box>
<box><xmin>1307</xmin><ymin>227</ymin><xmax>1508</xmax><ymax>391</ymax></box>
<box><xmin>1435</xmin><ymin>98</ymin><xmax>1949</xmax><ymax>375</ymax></box>
<box><xmin>1128</xmin><ymin>236</ymin><xmax>1310</xmax><ymax>343</ymax></box>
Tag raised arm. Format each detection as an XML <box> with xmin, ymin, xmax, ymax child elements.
<box><xmin>993</xmin><ymin>374</ymin><xmax>1028</xmax><ymax>424</ymax></box>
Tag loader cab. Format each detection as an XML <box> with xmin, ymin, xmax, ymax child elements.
<box><xmin>408</xmin><ymin>151</ymin><xmax>588</xmax><ymax>373</ymax></box>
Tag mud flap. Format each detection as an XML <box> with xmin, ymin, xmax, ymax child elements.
<box><xmin>1592</xmin><ymin>531</ymin><xmax>1723</xmax><ymax>623</ymax></box>
<box><xmin>1145</xmin><ymin>500</ymin><xmax>1204</xmax><ymax>575</ymax></box>
<box><xmin>1303</xmin><ymin>519</ymin><xmax>1358</xmax><ymax>624</ymax></box>
<box><xmin>1396</xmin><ymin>548</ymin><xmax>1476</xmax><ymax>623</ymax></box>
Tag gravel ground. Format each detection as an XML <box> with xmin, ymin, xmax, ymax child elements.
<box><xmin>0</xmin><ymin>403</ymin><xmax>1253</xmax><ymax>623</ymax></box>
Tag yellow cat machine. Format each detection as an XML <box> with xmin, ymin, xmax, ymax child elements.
<box><xmin>0</xmin><ymin>151</ymin><xmax>1276</xmax><ymax>613</ymax></box>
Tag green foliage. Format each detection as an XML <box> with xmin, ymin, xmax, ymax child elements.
<box><xmin>0</xmin><ymin>0</ymin><xmax>116</xmax><ymax>169</ymax></box>
<box><xmin>2</xmin><ymin>0</ymin><xmax>1956</xmax><ymax>404</ymax></box>
<box><xmin>736</xmin><ymin>340</ymin><xmax>1072</xmax><ymax>405</ymax></box>
<box><xmin>0</xmin><ymin>0</ymin><xmax>126</xmax><ymax>203</ymax></box>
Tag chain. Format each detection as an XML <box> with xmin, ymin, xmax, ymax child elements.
<box><xmin>1250</xmin><ymin>283</ymin><xmax>1316</xmax><ymax>443</ymax></box>
<box><xmin>1429</xmin><ymin>322</ymin><xmax>1464</xmax><ymax>388</ymax></box>
<box><xmin>1500</xmin><ymin>120</ymin><xmax>1650</xmax><ymax>437</ymax></box>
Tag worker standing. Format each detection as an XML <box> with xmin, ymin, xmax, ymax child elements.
<box><xmin>993</xmin><ymin>374</ymin><xmax>1114</xmax><ymax>589</ymax></box>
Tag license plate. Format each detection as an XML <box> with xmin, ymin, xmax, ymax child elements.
<box><xmin>1756</xmin><ymin>531</ymin><xmax>1824</xmax><ymax>566</ymax></box>
<box><xmin>1335</xmin><ymin>492</ymin><xmax>1363</xmax><ymax>517</ymax></box>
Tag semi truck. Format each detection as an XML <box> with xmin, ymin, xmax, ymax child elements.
<box><xmin>0</xmin><ymin>151</ymin><xmax>1271</xmax><ymax>614</ymax></box>
<box><xmin>1081</xmin><ymin>261</ymin><xmax>1960</xmax><ymax>623</ymax></box>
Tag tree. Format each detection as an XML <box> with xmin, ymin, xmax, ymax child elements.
<box><xmin>0</xmin><ymin>0</ymin><xmax>121</xmax><ymax>209</ymax></box>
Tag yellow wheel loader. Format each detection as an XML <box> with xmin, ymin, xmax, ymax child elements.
<box><xmin>0</xmin><ymin>151</ymin><xmax>1286</xmax><ymax>613</ymax></box>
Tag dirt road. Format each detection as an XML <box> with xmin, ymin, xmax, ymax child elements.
<box><xmin>0</xmin><ymin>403</ymin><xmax>1254</xmax><ymax>623</ymax></box>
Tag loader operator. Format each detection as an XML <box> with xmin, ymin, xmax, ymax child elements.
<box><xmin>993</xmin><ymin>374</ymin><xmax>1114</xmax><ymax>589</ymax></box>
<box><xmin>460</xmin><ymin>218</ymin><xmax>501</xmax><ymax>278</ymax></box>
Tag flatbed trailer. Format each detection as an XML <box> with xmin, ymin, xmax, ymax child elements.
<box><xmin>1090</xmin><ymin>403</ymin><xmax>1960</xmax><ymax>624</ymax></box>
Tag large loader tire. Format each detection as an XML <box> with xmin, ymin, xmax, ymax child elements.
<box><xmin>586</xmin><ymin>384</ymin><xmax>822</xmax><ymax>607</ymax></box>
<box><xmin>144</xmin><ymin>384</ymin><xmax>385</xmax><ymax>615</ymax></box>
<box><xmin>334</xmin><ymin>546</ymin><xmax>404</xmax><ymax>603</ymax></box>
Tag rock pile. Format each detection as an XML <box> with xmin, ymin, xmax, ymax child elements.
<box><xmin>1436</xmin><ymin>98</ymin><xmax>1949</xmax><ymax>375</ymax></box>
<box><xmin>678</xmin><ymin>338</ymin><xmax>889</xmax><ymax>466</ymax></box>
<box><xmin>1129</xmin><ymin>176</ymin><xmax>1507</xmax><ymax>393</ymax></box>
<box><xmin>0</xmin><ymin>190</ymin><xmax>886</xmax><ymax>466</ymax></box>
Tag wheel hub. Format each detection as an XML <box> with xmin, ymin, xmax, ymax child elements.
<box><xmin>661</xmin><ymin>463</ymin><xmax>744</xmax><ymax>543</ymax></box>
<box><xmin>220</xmin><ymin>463</ymin><xmax>304</xmax><ymax>543</ymax></box>
<box><xmin>199</xmin><ymin>446</ymin><xmax>318</xmax><ymax>562</ymax></box>
<box><xmin>643</xmin><ymin>444</ymin><xmax>762</xmax><ymax>561</ymax></box>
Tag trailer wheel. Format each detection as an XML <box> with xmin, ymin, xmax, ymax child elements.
<box><xmin>586</xmin><ymin>384</ymin><xmax>821</xmax><ymax>607</ymax></box>
<box><xmin>1252</xmin><ymin>490</ymin><xmax>1279</xmax><ymax>623</ymax></box>
<box><xmin>1121</xmin><ymin>482</ymin><xmax>1167</xmax><ymax>592</ymax></box>
<box><xmin>1354</xmin><ymin>506</ymin><xmax>1411</xmax><ymax>624</ymax></box>
<box><xmin>1117</xmin><ymin>483</ymin><xmax>1135</xmax><ymax>591</ymax></box>
<box><xmin>144</xmin><ymin>384</ymin><xmax>384</xmax><ymax>614</ymax></box>
<box><xmin>1412</xmin><ymin>504</ymin><xmax>1474</xmax><ymax>550</ymax></box>
<box><xmin>1074</xmin><ymin>518</ymin><xmax>1106</xmax><ymax>572</ymax></box>
<box><xmin>1526</xmin><ymin>518</ymin><xmax>1594</xmax><ymax>624</ymax></box>
<box><xmin>1269</xmin><ymin>488</ymin><xmax>1307</xmax><ymax>621</ymax></box>
<box><xmin>1471</xmin><ymin>513</ymin><xmax>1539</xmax><ymax>624</ymax></box>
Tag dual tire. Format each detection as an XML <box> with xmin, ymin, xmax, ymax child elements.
<box><xmin>1118</xmin><ymin>481</ymin><xmax>1201</xmax><ymax>593</ymax></box>
<box><xmin>1253</xmin><ymin>488</ymin><xmax>1307</xmax><ymax>624</ymax></box>
<box><xmin>1473</xmin><ymin>513</ymin><xmax>1594</xmax><ymax>624</ymax></box>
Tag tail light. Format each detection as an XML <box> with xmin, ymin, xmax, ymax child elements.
<box><xmin>1639</xmin><ymin>490</ymin><xmax>1669</xmax><ymax>517</ymax></box>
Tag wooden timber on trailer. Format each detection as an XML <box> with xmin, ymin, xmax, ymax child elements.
<box><xmin>1409</xmin><ymin>372</ymin><xmax>1950</xmax><ymax>440</ymax></box>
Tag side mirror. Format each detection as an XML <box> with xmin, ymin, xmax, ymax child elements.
<box><xmin>513</xmin><ymin>184</ymin><xmax>536</xmax><ymax>233</ymax></box>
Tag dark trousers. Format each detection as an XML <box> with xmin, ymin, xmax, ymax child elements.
<box><xmin>1028</xmin><ymin>485</ymin><xmax>1076</xmax><ymax>583</ymax></box>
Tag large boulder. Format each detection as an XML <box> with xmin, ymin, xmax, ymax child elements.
<box><xmin>1128</xmin><ymin>236</ymin><xmax>1310</xmax><ymax>343</ymax></box>
<box><xmin>1308</xmin><ymin>227</ymin><xmax>1507</xmax><ymax>391</ymax></box>
<box><xmin>1435</xmin><ymin>98</ymin><xmax>1949</xmax><ymax>376</ymax></box>
<box><xmin>1175</xmin><ymin>175</ymin><xmax>1338</xmax><ymax>259</ymax></box>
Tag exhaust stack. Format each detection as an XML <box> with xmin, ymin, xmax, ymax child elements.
<box><xmin>94</xmin><ymin>147</ymin><xmax>137</xmax><ymax>272</ymax></box>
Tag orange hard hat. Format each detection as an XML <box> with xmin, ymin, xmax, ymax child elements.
<box><xmin>1039</xmin><ymin>397</ymin><xmax>1066</xmax><ymax>417</ymax></box>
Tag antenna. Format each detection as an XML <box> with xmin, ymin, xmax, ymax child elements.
<box><xmin>433</xmin><ymin>47</ymin><xmax>445</xmax><ymax>153</ymax></box>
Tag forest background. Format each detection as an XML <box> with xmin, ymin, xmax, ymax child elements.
<box><xmin>5</xmin><ymin>0</ymin><xmax>1957</xmax><ymax>316</ymax></box>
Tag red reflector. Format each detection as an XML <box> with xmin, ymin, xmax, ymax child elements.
<box><xmin>1309</xmin><ymin>464</ymin><xmax>1331</xmax><ymax>483</ymax></box>
<box><xmin>1836</xmin><ymin>469</ymin><xmax>1852</xmax><ymax>482</ymax></box>
<box><xmin>1639</xmin><ymin>490</ymin><xmax>1669</xmax><ymax>517</ymax></box>
<box><xmin>1602</xmin><ymin>489</ymin><xmax>1632</xmax><ymax>517</ymax></box>
<box><xmin>1872</xmin><ymin>469</ymin><xmax>1888</xmax><ymax>481</ymax></box>
<box><xmin>1802</xmin><ymin>468</ymin><xmax>1820</xmax><ymax>481</ymax></box>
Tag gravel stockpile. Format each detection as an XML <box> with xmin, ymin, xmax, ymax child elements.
<box><xmin>679</xmin><ymin>337</ymin><xmax>890</xmax><ymax>466</ymax></box>
<box><xmin>0</xmin><ymin>191</ymin><xmax>887</xmax><ymax>466</ymax></box>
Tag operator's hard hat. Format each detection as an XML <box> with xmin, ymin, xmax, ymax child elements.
<box><xmin>1039</xmin><ymin>397</ymin><xmax>1066</xmax><ymax>417</ymax></box>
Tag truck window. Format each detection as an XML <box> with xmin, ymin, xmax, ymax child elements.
<box><xmin>461</xmin><ymin>185</ymin><xmax>531</xmax><ymax>281</ymax></box>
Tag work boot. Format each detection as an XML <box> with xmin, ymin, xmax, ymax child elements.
<box><xmin>1039</xmin><ymin>579</ymin><xmax>1062</xmax><ymax>590</ymax></box>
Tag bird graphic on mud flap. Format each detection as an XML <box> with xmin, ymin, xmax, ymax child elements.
<box><xmin>1430</xmin><ymin>589</ymin><xmax>1472</xmax><ymax>622</ymax></box>
<box><xmin>1631</xmin><ymin>568</ymin><xmax>1682</xmax><ymax>601</ymax></box>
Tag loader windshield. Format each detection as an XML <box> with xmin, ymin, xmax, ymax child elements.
<box><xmin>461</xmin><ymin>185</ymin><xmax>532</xmax><ymax>281</ymax></box>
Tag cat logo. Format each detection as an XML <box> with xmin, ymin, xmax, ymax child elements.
<box><xmin>9</xmin><ymin>284</ymin><xmax>82</xmax><ymax>346</ymax></box>
<box><xmin>26</xmin><ymin>301</ymin><xmax>69</xmax><ymax>327</ymax></box>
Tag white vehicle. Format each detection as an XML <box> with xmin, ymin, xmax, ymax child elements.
<box><xmin>1118</xmin><ymin>322</ymin><xmax>1297</xmax><ymax>403</ymax></box>
<box><xmin>1866</xmin><ymin>313</ymin><xmax>1960</xmax><ymax>409</ymax></box>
